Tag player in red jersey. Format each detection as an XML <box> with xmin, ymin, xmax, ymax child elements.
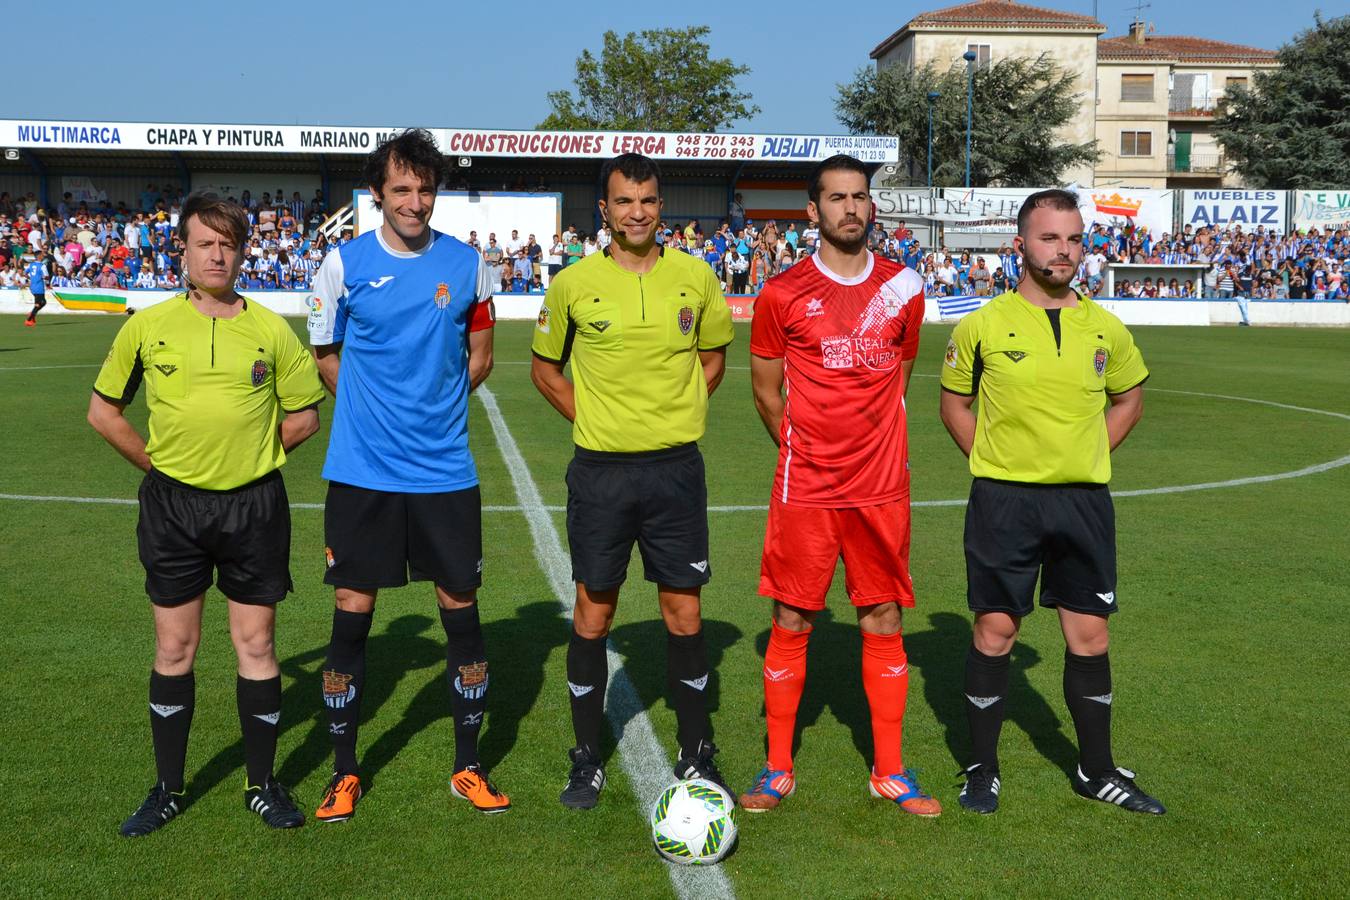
<box><xmin>739</xmin><ymin>154</ymin><xmax>940</xmax><ymax>816</ymax></box>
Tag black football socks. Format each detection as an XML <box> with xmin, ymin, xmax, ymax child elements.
<box><xmin>964</xmin><ymin>646</ymin><xmax>1010</xmax><ymax>770</ymax></box>
<box><xmin>148</xmin><ymin>670</ymin><xmax>195</xmax><ymax>793</ymax></box>
<box><xmin>1064</xmin><ymin>650</ymin><xmax>1116</xmax><ymax>779</ymax></box>
<box><xmin>440</xmin><ymin>604</ymin><xmax>488</xmax><ymax>772</ymax></box>
<box><xmin>566</xmin><ymin>631</ymin><xmax>608</xmax><ymax>757</ymax></box>
<box><xmin>322</xmin><ymin>609</ymin><xmax>372</xmax><ymax>776</ymax></box>
<box><xmin>236</xmin><ymin>675</ymin><xmax>282</xmax><ymax>788</ymax></box>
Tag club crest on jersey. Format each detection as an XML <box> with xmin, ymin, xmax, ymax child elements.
<box><xmin>250</xmin><ymin>358</ymin><xmax>269</xmax><ymax>387</ymax></box>
<box><xmin>678</xmin><ymin>304</ymin><xmax>694</xmax><ymax>335</ymax></box>
<box><xmin>820</xmin><ymin>336</ymin><xmax>854</xmax><ymax>369</ymax></box>
<box><xmin>536</xmin><ymin>303</ymin><xmax>550</xmax><ymax>333</ymax></box>
<box><xmin>1094</xmin><ymin>347</ymin><xmax>1109</xmax><ymax>377</ymax></box>
<box><xmin>433</xmin><ymin>282</ymin><xmax>451</xmax><ymax>309</ymax></box>
<box><xmin>879</xmin><ymin>285</ymin><xmax>906</xmax><ymax>317</ymax></box>
<box><xmin>322</xmin><ymin>670</ymin><xmax>356</xmax><ymax>709</ymax></box>
<box><xmin>455</xmin><ymin>661</ymin><xmax>489</xmax><ymax>699</ymax></box>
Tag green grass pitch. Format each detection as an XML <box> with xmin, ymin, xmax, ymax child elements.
<box><xmin>0</xmin><ymin>314</ymin><xmax>1346</xmax><ymax>898</ymax></box>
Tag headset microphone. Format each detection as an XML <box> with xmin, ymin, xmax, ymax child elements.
<box><xmin>1040</xmin><ymin>266</ymin><xmax>1055</xmax><ymax>277</ymax></box>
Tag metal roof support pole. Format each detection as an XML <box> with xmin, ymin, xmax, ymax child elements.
<box><xmin>319</xmin><ymin>154</ymin><xmax>331</xmax><ymax>212</ymax></box>
<box><xmin>172</xmin><ymin>151</ymin><xmax>191</xmax><ymax>195</ymax></box>
<box><xmin>21</xmin><ymin>150</ymin><xmax>47</xmax><ymax>210</ymax></box>
<box><xmin>727</xmin><ymin>160</ymin><xmax>748</xmax><ymax>229</ymax></box>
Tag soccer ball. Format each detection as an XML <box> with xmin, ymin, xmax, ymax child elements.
<box><xmin>650</xmin><ymin>779</ymin><xmax>737</xmax><ymax>865</ymax></box>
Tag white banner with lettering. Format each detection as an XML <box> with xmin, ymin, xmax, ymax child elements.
<box><xmin>1181</xmin><ymin>190</ymin><xmax>1287</xmax><ymax>233</ymax></box>
<box><xmin>1292</xmin><ymin>190</ymin><xmax>1350</xmax><ymax>231</ymax></box>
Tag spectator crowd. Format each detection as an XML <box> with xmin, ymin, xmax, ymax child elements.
<box><xmin>2</xmin><ymin>185</ymin><xmax>1346</xmax><ymax>303</ymax></box>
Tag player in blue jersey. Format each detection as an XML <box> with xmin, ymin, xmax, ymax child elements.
<box><xmin>306</xmin><ymin>129</ymin><xmax>509</xmax><ymax>821</ymax></box>
<box><xmin>23</xmin><ymin>249</ymin><xmax>50</xmax><ymax>326</ymax></box>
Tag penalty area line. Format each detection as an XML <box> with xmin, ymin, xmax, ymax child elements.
<box><xmin>475</xmin><ymin>386</ymin><xmax>736</xmax><ymax>900</ymax></box>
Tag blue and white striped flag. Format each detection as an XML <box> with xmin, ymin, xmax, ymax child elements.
<box><xmin>936</xmin><ymin>294</ymin><xmax>986</xmax><ymax>319</ymax></box>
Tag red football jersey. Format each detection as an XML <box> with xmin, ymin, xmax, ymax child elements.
<box><xmin>750</xmin><ymin>252</ymin><xmax>924</xmax><ymax>507</ymax></box>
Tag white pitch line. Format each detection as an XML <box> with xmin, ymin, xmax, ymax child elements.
<box><xmin>475</xmin><ymin>386</ymin><xmax>736</xmax><ymax>900</ymax></box>
<box><xmin>0</xmin><ymin>363</ymin><xmax>100</xmax><ymax>372</ymax></box>
<box><xmin>4</xmin><ymin>388</ymin><xmax>1346</xmax><ymax>512</ymax></box>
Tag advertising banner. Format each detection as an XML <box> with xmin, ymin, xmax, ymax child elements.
<box><xmin>1078</xmin><ymin>188</ymin><xmax>1174</xmax><ymax>238</ymax></box>
<box><xmin>1181</xmin><ymin>190</ymin><xmax>1287</xmax><ymax>232</ymax></box>
<box><xmin>1292</xmin><ymin>190</ymin><xmax>1350</xmax><ymax>231</ymax></box>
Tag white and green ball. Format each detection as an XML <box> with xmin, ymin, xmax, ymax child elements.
<box><xmin>650</xmin><ymin>779</ymin><xmax>738</xmax><ymax>865</ymax></box>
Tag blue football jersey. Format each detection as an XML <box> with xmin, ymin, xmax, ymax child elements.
<box><xmin>25</xmin><ymin>260</ymin><xmax>46</xmax><ymax>293</ymax></box>
<box><xmin>308</xmin><ymin>229</ymin><xmax>495</xmax><ymax>492</ymax></box>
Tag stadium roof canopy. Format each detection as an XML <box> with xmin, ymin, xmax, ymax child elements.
<box><xmin>0</xmin><ymin>119</ymin><xmax>900</xmax><ymax>184</ymax></box>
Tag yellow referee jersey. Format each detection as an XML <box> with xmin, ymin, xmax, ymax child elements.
<box><xmin>531</xmin><ymin>249</ymin><xmax>735</xmax><ymax>452</ymax></box>
<box><xmin>940</xmin><ymin>291</ymin><xmax>1148</xmax><ymax>484</ymax></box>
<box><xmin>94</xmin><ymin>295</ymin><xmax>324</xmax><ymax>490</ymax></box>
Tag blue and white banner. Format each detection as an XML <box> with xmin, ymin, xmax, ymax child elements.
<box><xmin>935</xmin><ymin>294</ymin><xmax>985</xmax><ymax>319</ymax></box>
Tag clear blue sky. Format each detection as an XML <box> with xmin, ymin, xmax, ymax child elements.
<box><xmin>9</xmin><ymin>1</ymin><xmax>1331</xmax><ymax>134</ymax></box>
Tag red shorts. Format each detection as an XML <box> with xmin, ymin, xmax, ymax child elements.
<box><xmin>758</xmin><ymin>496</ymin><xmax>914</xmax><ymax>610</ymax></box>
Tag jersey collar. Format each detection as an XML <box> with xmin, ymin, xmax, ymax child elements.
<box><xmin>375</xmin><ymin>226</ymin><xmax>436</xmax><ymax>259</ymax></box>
<box><xmin>811</xmin><ymin>250</ymin><xmax>874</xmax><ymax>286</ymax></box>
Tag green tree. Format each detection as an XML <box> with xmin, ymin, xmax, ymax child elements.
<box><xmin>539</xmin><ymin>27</ymin><xmax>759</xmax><ymax>132</ymax></box>
<box><xmin>836</xmin><ymin>55</ymin><xmax>1098</xmax><ymax>187</ymax></box>
<box><xmin>1213</xmin><ymin>14</ymin><xmax>1350</xmax><ymax>188</ymax></box>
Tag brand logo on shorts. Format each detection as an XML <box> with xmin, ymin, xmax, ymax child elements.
<box><xmin>250</xmin><ymin>358</ymin><xmax>269</xmax><ymax>387</ymax></box>
<box><xmin>324</xmin><ymin>547</ymin><xmax>335</xmax><ymax>568</ymax></box>
<box><xmin>678</xmin><ymin>305</ymin><xmax>694</xmax><ymax>335</ymax></box>
<box><xmin>689</xmin><ymin>560</ymin><xmax>708</xmax><ymax>573</ymax></box>
<box><xmin>154</xmin><ymin>363</ymin><xmax>178</xmax><ymax>376</ymax></box>
<box><xmin>680</xmin><ymin>674</ymin><xmax>709</xmax><ymax>691</ymax></box>
<box><xmin>323</xmin><ymin>670</ymin><xmax>356</xmax><ymax>709</ymax></box>
<box><xmin>455</xmin><ymin>661</ymin><xmax>489</xmax><ymax>699</ymax></box>
<box><xmin>433</xmin><ymin>282</ymin><xmax>451</xmax><ymax>309</ymax></box>
<box><xmin>764</xmin><ymin>667</ymin><xmax>793</xmax><ymax>683</ymax></box>
<box><xmin>476</xmin><ymin>558</ymin><xmax>483</xmax><ymax>573</ymax></box>
<box><xmin>1094</xmin><ymin>347</ymin><xmax>1109</xmax><ymax>377</ymax></box>
<box><xmin>1097</xmin><ymin>591</ymin><xmax>1116</xmax><ymax>605</ymax></box>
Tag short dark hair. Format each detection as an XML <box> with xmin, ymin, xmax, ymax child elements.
<box><xmin>598</xmin><ymin>153</ymin><xmax>662</xmax><ymax>202</ymax></box>
<box><xmin>178</xmin><ymin>192</ymin><xmax>249</xmax><ymax>248</ymax></box>
<box><xmin>363</xmin><ymin>128</ymin><xmax>448</xmax><ymax>208</ymax></box>
<box><xmin>807</xmin><ymin>154</ymin><xmax>870</xmax><ymax>203</ymax></box>
<box><xmin>1016</xmin><ymin>189</ymin><xmax>1081</xmax><ymax>235</ymax></box>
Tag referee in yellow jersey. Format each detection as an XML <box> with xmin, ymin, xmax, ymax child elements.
<box><xmin>531</xmin><ymin>153</ymin><xmax>735</xmax><ymax>809</ymax></box>
<box><xmin>88</xmin><ymin>193</ymin><xmax>324</xmax><ymax>836</ymax></box>
<box><xmin>939</xmin><ymin>190</ymin><xmax>1164</xmax><ymax>816</ymax></box>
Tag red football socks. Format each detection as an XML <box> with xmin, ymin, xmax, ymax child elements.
<box><xmin>763</xmin><ymin>620</ymin><xmax>811</xmax><ymax>772</ymax></box>
<box><xmin>861</xmin><ymin>629</ymin><xmax>909</xmax><ymax>778</ymax></box>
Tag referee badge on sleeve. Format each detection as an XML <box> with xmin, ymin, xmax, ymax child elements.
<box><xmin>944</xmin><ymin>338</ymin><xmax>959</xmax><ymax>369</ymax></box>
<box><xmin>536</xmin><ymin>303</ymin><xmax>550</xmax><ymax>333</ymax></box>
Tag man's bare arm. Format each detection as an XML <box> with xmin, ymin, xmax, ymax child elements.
<box><xmin>750</xmin><ymin>354</ymin><xmax>786</xmax><ymax>446</ymax></box>
<box><xmin>531</xmin><ymin>355</ymin><xmax>575</xmax><ymax>422</ymax></box>
<box><xmin>1105</xmin><ymin>384</ymin><xmax>1144</xmax><ymax>450</ymax></box>
<box><xmin>280</xmin><ymin>406</ymin><xmax>320</xmax><ymax>452</ymax></box>
<box><xmin>314</xmin><ymin>343</ymin><xmax>341</xmax><ymax>395</ymax></box>
<box><xmin>700</xmin><ymin>347</ymin><xmax>727</xmax><ymax>397</ymax></box>
<box><xmin>467</xmin><ymin>328</ymin><xmax>494</xmax><ymax>392</ymax></box>
<box><xmin>939</xmin><ymin>389</ymin><xmax>978</xmax><ymax>457</ymax></box>
<box><xmin>87</xmin><ymin>392</ymin><xmax>151</xmax><ymax>471</ymax></box>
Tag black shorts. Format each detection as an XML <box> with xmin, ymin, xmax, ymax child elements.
<box><xmin>964</xmin><ymin>477</ymin><xmax>1118</xmax><ymax>617</ymax></box>
<box><xmin>323</xmin><ymin>482</ymin><xmax>482</xmax><ymax>593</ymax></box>
<box><xmin>136</xmin><ymin>468</ymin><xmax>293</xmax><ymax>607</ymax></box>
<box><xmin>566</xmin><ymin>443</ymin><xmax>710</xmax><ymax>592</ymax></box>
